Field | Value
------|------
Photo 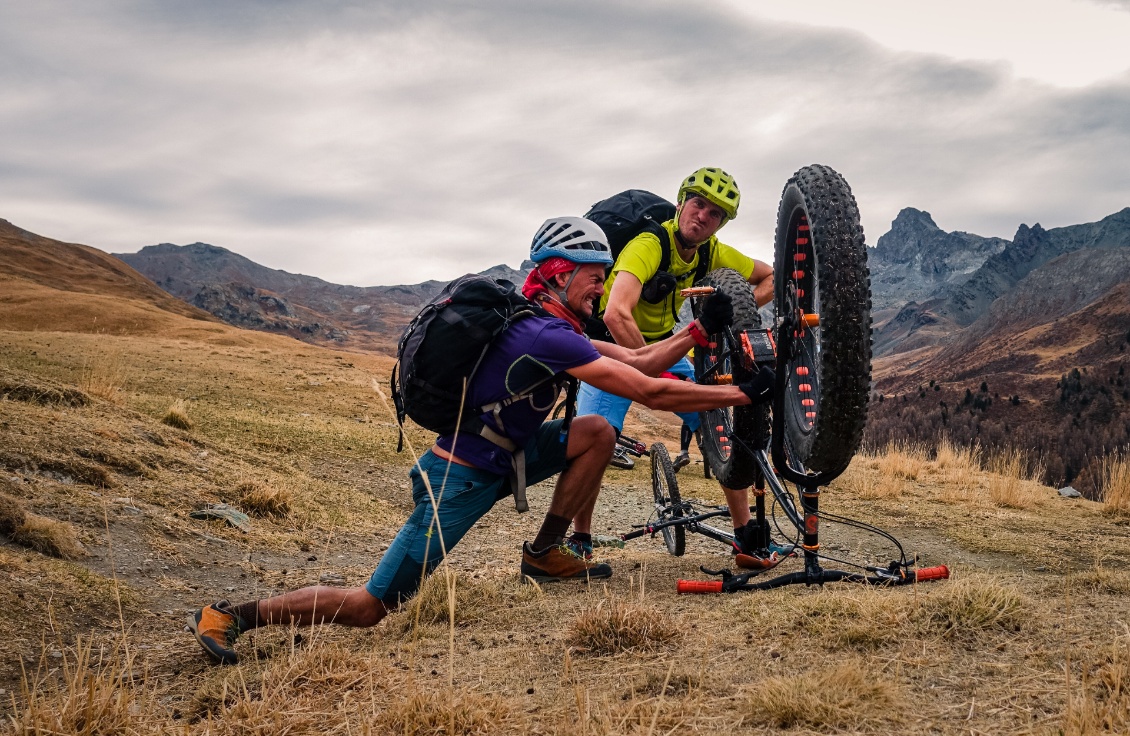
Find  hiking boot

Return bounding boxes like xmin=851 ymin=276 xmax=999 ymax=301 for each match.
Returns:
xmin=521 ymin=542 xmax=613 ymax=583
xmin=672 ymin=451 xmax=691 ymax=472
xmin=609 ymin=446 xmax=635 ymax=470
xmin=187 ymin=600 xmax=246 ymax=665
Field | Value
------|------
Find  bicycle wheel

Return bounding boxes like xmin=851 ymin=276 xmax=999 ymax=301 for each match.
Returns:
xmin=650 ymin=443 xmax=685 ymax=556
xmin=773 ymin=164 xmax=872 ymax=478
xmin=692 ymin=268 xmax=770 ymax=490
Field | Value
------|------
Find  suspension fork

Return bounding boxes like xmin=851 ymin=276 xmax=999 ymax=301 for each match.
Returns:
xmin=799 ymin=483 xmax=823 ymax=580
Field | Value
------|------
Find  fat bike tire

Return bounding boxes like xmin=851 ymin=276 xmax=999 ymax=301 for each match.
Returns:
xmin=773 ymin=164 xmax=872 ymax=478
xmin=650 ymin=443 xmax=685 ymax=556
xmin=692 ymin=268 xmax=770 ymax=490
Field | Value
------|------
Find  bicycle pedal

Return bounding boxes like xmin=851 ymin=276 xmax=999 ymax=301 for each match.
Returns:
xmin=735 ymin=552 xmax=779 ymax=570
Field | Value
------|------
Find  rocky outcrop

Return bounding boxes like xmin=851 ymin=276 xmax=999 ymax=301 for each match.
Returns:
xmin=871 ymin=207 xmax=1130 ymax=356
xmin=869 ymin=208 xmax=1008 ymax=311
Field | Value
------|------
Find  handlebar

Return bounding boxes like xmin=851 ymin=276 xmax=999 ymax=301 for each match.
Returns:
xmin=676 ymin=564 xmax=950 ymax=594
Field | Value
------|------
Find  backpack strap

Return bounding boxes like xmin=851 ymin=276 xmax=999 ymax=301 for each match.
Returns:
xmin=694 ymin=240 xmax=712 ymax=284
xmin=654 ymin=224 xmax=672 ymax=274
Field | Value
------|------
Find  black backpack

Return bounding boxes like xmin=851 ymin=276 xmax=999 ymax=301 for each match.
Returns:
xmin=390 ymin=274 xmax=577 ymax=511
xmin=582 ymin=190 xmax=712 ymax=339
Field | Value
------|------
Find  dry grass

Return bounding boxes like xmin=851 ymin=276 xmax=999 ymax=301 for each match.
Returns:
xmin=918 ymin=574 xmax=1028 ymax=636
xmin=77 ymin=353 xmax=127 ymax=403
xmin=4 ymin=313 xmax=1130 ymax=735
xmin=934 ymin=436 xmax=982 ymax=476
xmin=1074 ymin=559 xmax=1130 ymax=595
xmin=986 ymin=447 xmax=1046 ymax=509
xmin=876 ymin=440 xmax=930 ymax=482
xmin=837 ymin=459 xmax=881 ymax=499
xmin=742 ymin=660 xmax=904 ymax=731
xmin=386 ymin=567 xmax=525 ymax=634
xmin=10 ymin=637 xmax=157 ymax=736
xmin=11 ymin=514 xmax=87 ymax=559
xmin=236 ymin=480 xmax=292 ymax=518
xmin=1063 ymin=627 xmax=1130 ymax=734
xmin=0 ymin=492 xmax=28 ymax=535
xmin=566 ymin=596 xmax=682 ymax=655
xmin=160 ymin=399 xmax=193 ymax=430
xmin=379 ymin=686 xmax=517 ymax=735
xmin=1102 ymin=450 xmax=1130 ymax=516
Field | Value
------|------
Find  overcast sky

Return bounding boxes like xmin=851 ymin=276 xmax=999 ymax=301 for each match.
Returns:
xmin=2 ymin=0 xmax=1129 ymax=286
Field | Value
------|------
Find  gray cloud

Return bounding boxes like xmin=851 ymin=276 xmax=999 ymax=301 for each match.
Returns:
xmin=1 ymin=1 xmax=1128 ymax=285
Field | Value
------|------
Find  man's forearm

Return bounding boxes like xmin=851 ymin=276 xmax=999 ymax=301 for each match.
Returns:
xmin=604 ymin=308 xmax=647 ymax=349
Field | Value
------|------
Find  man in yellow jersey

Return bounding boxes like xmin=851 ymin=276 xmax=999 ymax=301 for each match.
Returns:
xmin=576 ymin=167 xmax=774 ymax=558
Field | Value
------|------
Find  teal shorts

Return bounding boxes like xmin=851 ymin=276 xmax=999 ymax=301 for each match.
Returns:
xmin=364 ymin=420 xmax=569 ymax=608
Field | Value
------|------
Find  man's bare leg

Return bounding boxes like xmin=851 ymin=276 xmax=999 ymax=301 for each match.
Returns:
xmin=535 ymin=415 xmax=614 ymax=543
xmin=255 ymin=585 xmax=387 ymax=629
xmin=722 ymin=485 xmax=751 ymax=528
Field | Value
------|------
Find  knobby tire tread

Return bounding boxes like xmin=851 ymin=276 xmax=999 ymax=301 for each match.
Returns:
xmin=773 ymin=164 xmax=872 ymax=478
xmin=692 ymin=268 xmax=769 ymax=489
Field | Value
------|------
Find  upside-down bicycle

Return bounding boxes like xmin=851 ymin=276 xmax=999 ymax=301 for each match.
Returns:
xmin=620 ymin=164 xmax=949 ymax=593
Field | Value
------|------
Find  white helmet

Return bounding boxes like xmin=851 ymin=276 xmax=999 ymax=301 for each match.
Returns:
xmin=530 ymin=217 xmax=613 ymax=265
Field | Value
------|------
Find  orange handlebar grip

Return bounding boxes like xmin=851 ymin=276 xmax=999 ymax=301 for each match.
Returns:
xmin=680 ymin=286 xmax=716 ymax=297
xmin=802 ymin=313 xmax=820 ymax=327
xmin=676 ymin=580 xmax=724 ymax=594
xmin=914 ymin=565 xmax=950 ymax=582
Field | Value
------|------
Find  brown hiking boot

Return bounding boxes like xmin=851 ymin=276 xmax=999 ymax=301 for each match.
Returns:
xmin=521 ymin=541 xmax=612 ymax=583
xmin=186 ymin=600 xmax=245 ymax=664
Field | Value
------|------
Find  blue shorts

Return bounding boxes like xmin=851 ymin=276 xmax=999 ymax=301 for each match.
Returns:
xmin=577 ymin=356 xmax=700 ymax=432
xmin=365 ymin=419 xmax=570 ymax=608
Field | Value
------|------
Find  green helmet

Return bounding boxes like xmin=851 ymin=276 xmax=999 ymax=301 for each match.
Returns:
xmin=678 ymin=167 xmax=740 ymax=220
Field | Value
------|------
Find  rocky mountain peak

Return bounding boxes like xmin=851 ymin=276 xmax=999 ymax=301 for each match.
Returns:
xmin=868 ymin=208 xmax=1008 ymax=311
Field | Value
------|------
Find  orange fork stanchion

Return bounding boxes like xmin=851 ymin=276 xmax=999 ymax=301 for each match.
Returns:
xmin=800 ymin=484 xmax=822 ymax=581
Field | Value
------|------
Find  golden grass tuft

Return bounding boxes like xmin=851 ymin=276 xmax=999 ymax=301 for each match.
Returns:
xmin=566 ymin=597 xmax=682 ymax=655
xmin=78 ymin=353 xmax=128 ymax=403
xmin=934 ymin=436 xmax=982 ymax=471
xmin=11 ymin=513 xmax=88 ymax=559
xmin=379 ymin=686 xmax=517 ymax=735
xmin=160 ymin=398 xmax=193 ymax=430
xmin=986 ymin=447 xmax=1046 ymax=509
xmin=385 ymin=568 xmax=539 ymax=635
xmin=919 ymin=575 xmax=1028 ymax=636
xmin=188 ymin=640 xmax=372 ymax=725
xmin=837 ymin=460 xmax=883 ymax=499
xmin=790 ymin=590 xmax=906 ymax=650
xmin=742 ymin=660 xmax=904 ymax=730
xmin=876 ymin=440 xmax=930 ymax=482
xmin=1102 ymin=451 xmax=1130 ymax=517
xmin=0 ymin=491 xmax=28 ymax=535
xmin=11 ymin=637 xmax=157 ymax=736
xmin=858 ymin=440 xmax=931 ymax=497
xmin=1074 ymin=560 xmax=1130 ymax=595
xmin=236 ymin=480 xmax=292 ymax=518
xmin=1063 ymin=628 xmax=1130 ymax=734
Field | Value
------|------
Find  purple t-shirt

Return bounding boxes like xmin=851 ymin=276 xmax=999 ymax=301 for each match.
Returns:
xmin=435 ymin=315 xmax=600 ymax=475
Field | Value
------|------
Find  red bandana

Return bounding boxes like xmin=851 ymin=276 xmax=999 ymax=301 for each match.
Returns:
xmin=522 ymin=258 xmax=585 ymax=334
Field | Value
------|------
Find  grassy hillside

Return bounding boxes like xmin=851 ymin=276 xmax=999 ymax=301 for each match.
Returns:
xmin=2 ymin=227 xmax=1130 ymax=733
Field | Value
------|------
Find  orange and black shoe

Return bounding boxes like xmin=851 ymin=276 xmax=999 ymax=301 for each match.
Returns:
xmin=187 ymin=600 xmax=246 ymax=665
xmin=521 ymin=541 xmax=612 ymax=583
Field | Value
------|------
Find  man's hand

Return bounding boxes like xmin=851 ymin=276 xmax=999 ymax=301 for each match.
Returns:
xmin=738 ymin=365 xmax=775 ymax=405
xmin=697 ymin=290 xmax=733 ymax=335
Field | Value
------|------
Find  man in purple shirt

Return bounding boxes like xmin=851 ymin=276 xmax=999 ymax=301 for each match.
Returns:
xmin=188 ymin=216 xmax=774 ymax=665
